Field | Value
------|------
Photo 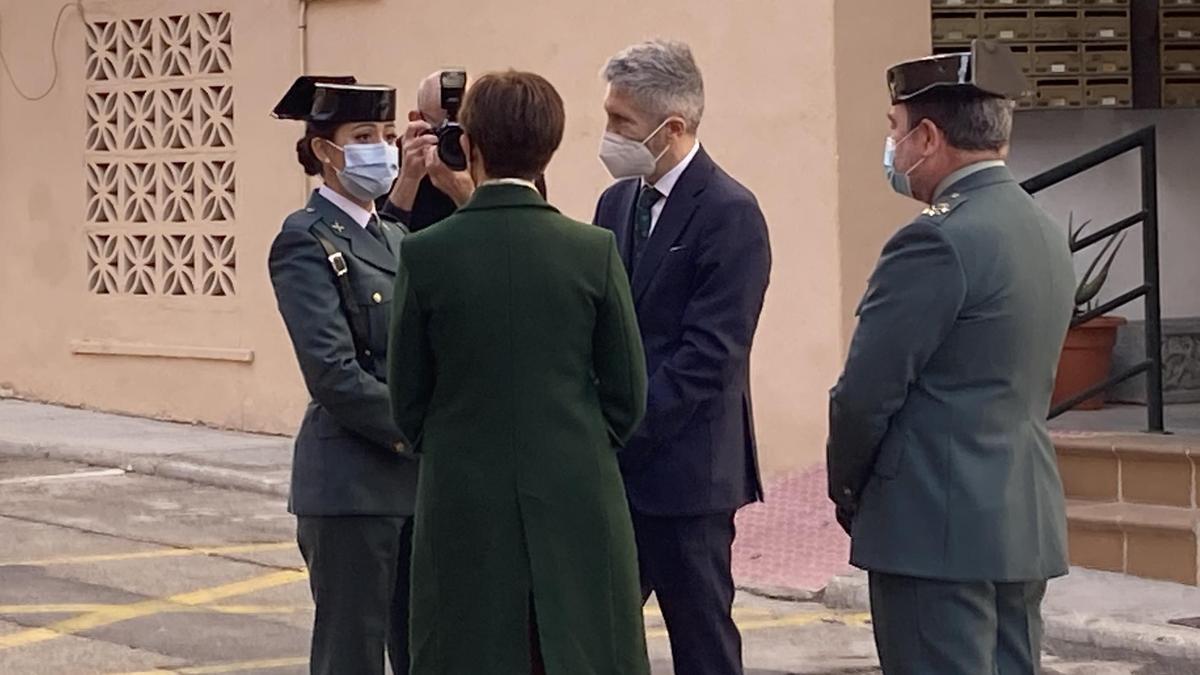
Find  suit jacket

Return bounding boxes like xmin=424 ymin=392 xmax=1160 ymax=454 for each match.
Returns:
xmin=268 ymin=190 xmax=419 ymax=517
xmin=594 ymin=147 xmax=772 ymax=516
xmin=387 ymin=184 xmax=651 ymax=674
xmin=827 ymin=166 xmax=1074 ymax=582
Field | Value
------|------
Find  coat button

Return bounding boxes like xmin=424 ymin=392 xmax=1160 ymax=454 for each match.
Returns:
xmin=372 ymin=292 xmax=382 ymax=303
xmin=364 ymin=349 xmax=372 ymax=357
xmin=843 ymin=488 xmax=853 ymax=496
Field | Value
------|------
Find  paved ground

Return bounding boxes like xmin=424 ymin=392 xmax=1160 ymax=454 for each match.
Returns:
xmin=3 ymin=456 xmax=1199 ymax=674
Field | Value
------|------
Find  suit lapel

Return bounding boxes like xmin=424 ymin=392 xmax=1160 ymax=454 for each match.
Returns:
xmin=631 ymin=148 xmax=713 ymax=302
xmin=308 ymin=192 xmax=398 ymax=274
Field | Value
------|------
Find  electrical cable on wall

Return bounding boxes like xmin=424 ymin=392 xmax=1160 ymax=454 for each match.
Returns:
xmin=0 ymin=1 xmax=86 ymax=102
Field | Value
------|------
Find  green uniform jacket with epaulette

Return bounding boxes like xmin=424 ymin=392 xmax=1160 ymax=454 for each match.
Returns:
xmin=827 ymin=165 xmax=1075 ymax=582
xmin=268 ymin=190 xmax=418 ymax=517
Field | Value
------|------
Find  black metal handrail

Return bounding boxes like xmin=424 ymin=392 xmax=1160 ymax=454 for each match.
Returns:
xmin=1020 ymin=126 xmax=1164 ymax=432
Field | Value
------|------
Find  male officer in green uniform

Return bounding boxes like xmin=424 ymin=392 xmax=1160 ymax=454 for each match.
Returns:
xmin=827 ymin=41 xmax=1075 ymax=675
xmin=269 ymin=76 xmax=417 ymax=675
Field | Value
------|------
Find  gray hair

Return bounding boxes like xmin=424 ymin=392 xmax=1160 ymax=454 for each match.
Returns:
xmin=603 ymin=40 xmax=705 ymax=132
xmin=906 ymin=92 xmax=1014 ymax=152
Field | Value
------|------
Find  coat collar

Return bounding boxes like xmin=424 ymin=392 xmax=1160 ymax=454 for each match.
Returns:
xmin=630 ymin=145 xmax=715 ymax=301
xmin=937 ymin=163 xmax=1015 ymax=199
xmin=457 ymin=183 xmax=560 ymax=214
xmin=307 ymin=190 xmax=398 ymax=274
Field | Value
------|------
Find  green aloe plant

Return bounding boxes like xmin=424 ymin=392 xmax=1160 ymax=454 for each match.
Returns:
xmin=1068 ymin=212 xmax=1127 ymax=317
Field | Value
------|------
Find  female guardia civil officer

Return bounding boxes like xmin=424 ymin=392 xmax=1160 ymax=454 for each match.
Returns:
xmin=269 ymin=75 xmax=416 ymax=675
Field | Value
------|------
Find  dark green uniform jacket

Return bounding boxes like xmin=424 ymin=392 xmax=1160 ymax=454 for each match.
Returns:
xmin=828 ymin=166 xmax=1075 ymax=582
xmin=269 ymin=190 xmax=418 ymax=516
xmin=389 ymin=184 xmax=651 ymax=675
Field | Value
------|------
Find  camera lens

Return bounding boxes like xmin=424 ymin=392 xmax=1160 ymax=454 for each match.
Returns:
xmin=437 ymin=124 xmax=467 ymax=171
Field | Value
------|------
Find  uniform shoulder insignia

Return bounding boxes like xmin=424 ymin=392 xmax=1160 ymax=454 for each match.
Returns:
xmin=282 ymin=207 xmax=322 ymax=232
xmin=919 ymin=192 xmax=969 ymax=221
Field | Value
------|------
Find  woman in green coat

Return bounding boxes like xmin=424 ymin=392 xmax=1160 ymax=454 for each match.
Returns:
xmin=388 ymin=71 xmax=650 ymax=675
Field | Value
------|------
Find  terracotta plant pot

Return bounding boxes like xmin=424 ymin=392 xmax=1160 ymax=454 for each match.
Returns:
xmin=1052 ymin=315 xmax=1127 ymax=411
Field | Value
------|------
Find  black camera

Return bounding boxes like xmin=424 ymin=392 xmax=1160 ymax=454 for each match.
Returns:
xmin=428 ymin=69 xmax=467 ymax=171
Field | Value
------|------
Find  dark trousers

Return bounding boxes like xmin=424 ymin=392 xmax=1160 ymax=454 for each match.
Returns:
xmin=632 ymin=510 xmax=743 ymax=675
xmin=297 ymin=516 xmax=413 ymax=675
xmin=869 ymin=572 xmax=1047 ymax=675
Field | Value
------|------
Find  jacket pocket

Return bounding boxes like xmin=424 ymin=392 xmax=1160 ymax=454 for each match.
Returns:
xmin=353 ymin=283 xmax=393 ymax=353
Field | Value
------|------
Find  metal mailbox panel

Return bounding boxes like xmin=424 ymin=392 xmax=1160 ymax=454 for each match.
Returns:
xmin=1033 ymin=10 xmax=1083 ymax=41
xmin=1084 ymin=77 xmax=1133 ymax=106
xmin=933 ymin=11 xmax=983 ymax=42
xmin=1035 ymin=77 xmax=1085 ymax=107
xmin=1034 ymin=44 xmax=1083 ymax=74
xmin=1083 ymin=44 xmax=1131 ymax=73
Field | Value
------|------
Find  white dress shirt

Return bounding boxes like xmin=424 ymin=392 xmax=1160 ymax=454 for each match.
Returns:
xmin=318 ymin=185 xmax=376 ymax=229
xmin=643 ymin=140 xmax=701 ymax=236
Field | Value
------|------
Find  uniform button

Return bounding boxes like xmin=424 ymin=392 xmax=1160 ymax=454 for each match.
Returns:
xmin=305 ymin=207 xmax=315 ymax=213
xmin=372 ymin=292 xmax=383 ymax=303
xmin=364 ymin=349 xmax=372 ymax=357
xmin=843 ymin=488 xmax=853 ymax=496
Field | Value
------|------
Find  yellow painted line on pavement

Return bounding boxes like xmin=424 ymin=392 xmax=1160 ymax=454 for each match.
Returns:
xmin=0 ymin=569 xmax=308 ymax=650
xmin=206 ymin=603 xmax=310 ymax=615
xmin=643 ymin=605 xmax=773 ymax=620
xmin=646 ymin=610 xmax=872 ymax=639
xmin=0 ymin=603 xmax=310 ymax=616
xmin=0 ymin=542 xmax=295 ymax=568
xmin=111 ymin=656 xmax=310 ymax=675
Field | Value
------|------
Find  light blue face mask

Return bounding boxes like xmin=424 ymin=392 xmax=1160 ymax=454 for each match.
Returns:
xmin=883 ymin=128 xmax=926 ymax=200
xmin=330 ymin=142 xmax=399 ymax=202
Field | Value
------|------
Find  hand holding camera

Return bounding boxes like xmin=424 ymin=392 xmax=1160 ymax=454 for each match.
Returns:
xmin=424 ymin=145 xmax=474 ymax=207
xmin=399 ymin=114 xmax=437 ymax=182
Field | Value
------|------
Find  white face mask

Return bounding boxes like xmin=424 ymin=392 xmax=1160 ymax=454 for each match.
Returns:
xmin=883 ymin=127 xmax=927 ymax=200
xmin=328 ymin=141 xmax=400 ymax=202
xmin=598 ymin=118 xmax=673 ymax=179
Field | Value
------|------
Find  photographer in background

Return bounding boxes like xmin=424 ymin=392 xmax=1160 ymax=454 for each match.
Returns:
xmin=382 ymin=70 xmax=547 ymax=232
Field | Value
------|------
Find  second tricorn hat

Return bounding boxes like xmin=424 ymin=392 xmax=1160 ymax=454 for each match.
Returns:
xmin=887 ymin=40 xmax=1030 ymax=104
xmin=272 ymin=75 xmax=397 ymax=123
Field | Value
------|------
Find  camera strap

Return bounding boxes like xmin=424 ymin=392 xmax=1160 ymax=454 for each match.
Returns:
xmin=314 ymin=233 xmax=372 ymax=368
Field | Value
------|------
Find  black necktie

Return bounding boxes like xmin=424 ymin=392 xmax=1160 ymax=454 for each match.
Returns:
xmin=365 ymin=215 xmax=390 ymax=251
xmin=631 ymin=186 xmax=662 ymax=268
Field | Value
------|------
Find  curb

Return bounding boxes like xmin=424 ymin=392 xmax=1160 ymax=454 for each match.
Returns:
xmin=1044 ymin=612 xmax=1200 ymax=662
xmin=737 ymin=584 xmax=820 ymax=603
xmin=0 ymin=440 xmax=288 ymax=498
xmin=819 ymin=572 xmax=1200 ymax=662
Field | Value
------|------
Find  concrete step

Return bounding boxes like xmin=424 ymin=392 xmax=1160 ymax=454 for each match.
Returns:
xmin=1067 ymin=500 xmax=1199 ymax=586
xmin=1054 ymin=432 xmax=1200 ymax=585
xmin=1054 ymin=432 xmax=1198 ymax=508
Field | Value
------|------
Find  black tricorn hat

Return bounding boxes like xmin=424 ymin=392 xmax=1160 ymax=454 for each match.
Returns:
xmin=887 ymin=40 xmax=1030 ymax=104
xmin=272 ymin=75 xmax=397 ymax=123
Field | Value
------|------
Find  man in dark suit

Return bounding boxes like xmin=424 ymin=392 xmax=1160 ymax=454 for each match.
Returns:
xmin=593 ymin=40 xmax=772 ymax=675
xmin=827 ymin=41 xmax=1074 ymax=674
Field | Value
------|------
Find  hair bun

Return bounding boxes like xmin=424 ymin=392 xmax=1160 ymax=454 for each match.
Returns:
xmin=295 ymin=136 xmax=323 ymax=176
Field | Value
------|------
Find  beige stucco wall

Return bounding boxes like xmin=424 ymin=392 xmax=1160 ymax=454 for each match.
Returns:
xmin=0 ymin=0 xmax=927 ymax=475
xmin=834 ymin=2 xmax=934 ymax=347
